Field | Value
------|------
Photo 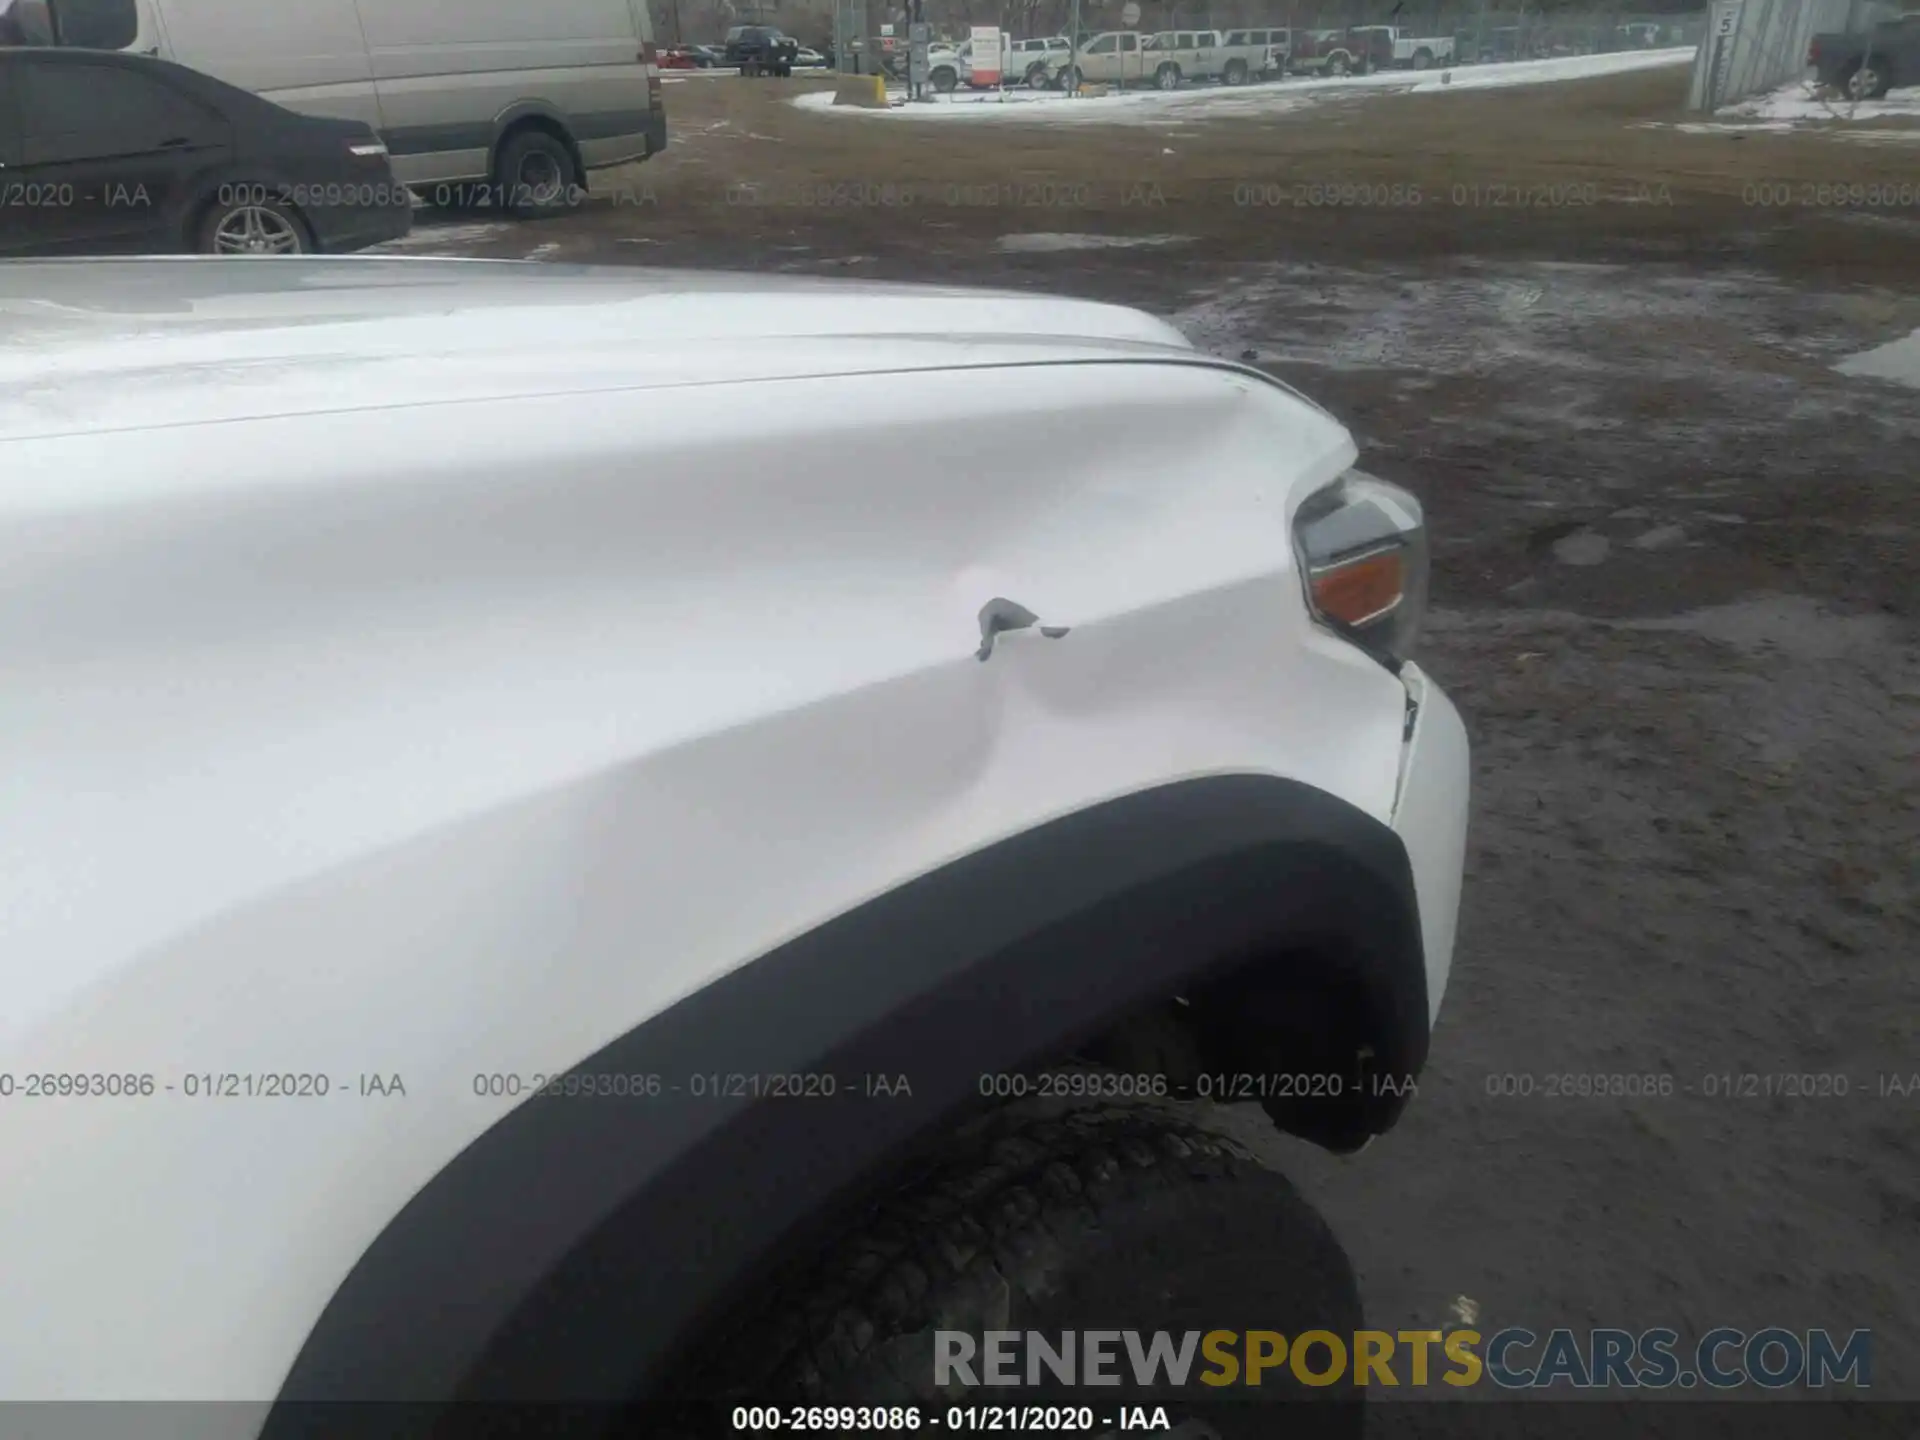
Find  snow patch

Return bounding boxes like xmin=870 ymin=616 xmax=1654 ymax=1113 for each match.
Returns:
xmin=365 ymin=223 xmax=512 ymax=253
xmin=995 ymin=233 xmax=1189 ymax=252
xmin=790 ymin=48 xmax=1692 ymax=124
xmin=1724 ymin=80 xmax=1920 ymax=125
xmin=1835 ymin=327 xmax=1920 ymax=390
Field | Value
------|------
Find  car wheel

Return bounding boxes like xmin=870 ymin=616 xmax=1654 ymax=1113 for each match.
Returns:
xmin=1060 ymin=64 xmax=1083 ymax=91
xmin=1327 ymin=53 xmax=1350 ymax=75
xmin=1844 ymin=61 xmax=1890 ymax=100
xmin=931 ymin=65 xmax=957 ymax=92
xmin=654 ymin=1104 xmax=1366 ymax=1437
xmin=197 ymin=196 xmax=309 ymax=256
xmin=1223 ymin=58 xmax=1248 ymax=84
xmin=1412 ymin=47 xmax=1434 ymax=68
xmin=1026 ymin=60 xmax=1052 ymax=87
xmin=1155 ymin=61 xmax=1181 ymax=89
xmin=494 ymin=130 xmax=582 ymax=220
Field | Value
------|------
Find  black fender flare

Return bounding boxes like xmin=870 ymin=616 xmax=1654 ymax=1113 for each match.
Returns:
xmin=266 ymin=774 xmax=1427 ymax=1421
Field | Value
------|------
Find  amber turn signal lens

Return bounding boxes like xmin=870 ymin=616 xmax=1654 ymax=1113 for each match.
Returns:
xmin=1310 ymin=548 xmax=1405 ymax=628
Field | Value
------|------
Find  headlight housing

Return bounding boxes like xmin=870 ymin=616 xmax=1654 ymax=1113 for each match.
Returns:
xmin=1291 ymin=469 xmax=1429 ymax=669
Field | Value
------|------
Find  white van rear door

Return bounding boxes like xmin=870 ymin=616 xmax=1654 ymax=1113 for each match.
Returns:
xmin=149 ymin=0 xmax=381 ymax=127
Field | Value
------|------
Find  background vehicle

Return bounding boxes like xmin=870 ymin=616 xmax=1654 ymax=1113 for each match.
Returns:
xmin=725 ymin=24 xmax=799 ymax=75
xmin=792 ymin=44 xmax=827 ymax=67
xmin=1346 ymin=24 xmax=1455 ymax=70
xmin=0 ymin=257 xmax=1467 ymax=1430
xmin=1059 ymin=30 xmax=1147 ymax=88
xmin=1141 ymin=29 xmax=1227 ymax=88
xmin=1809 ymin=14 xmax=1918 ymax=99
xmin=1289 ymin=26 xmax=1362 ymax=73
xmin=658 ymin=45 xmax=698 ymax=68
xmin=11 ymin=0 xmax=664 ymax=218
xmin=0 ymin=48 xmax=410 ymax=256
xmin=684 ymin=42 xmax=722 ymax=66
xmin=926 ymin=38 xmax=965 ymax=90
xmin=1006 ymin=34 xmax=1071 ymax=86
xmin=1218 ymin=26 xmax=1291 ymax=83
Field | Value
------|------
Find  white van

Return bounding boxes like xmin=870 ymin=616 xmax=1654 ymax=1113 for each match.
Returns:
xmin=7 ymin=0 xmax=664 ymax=215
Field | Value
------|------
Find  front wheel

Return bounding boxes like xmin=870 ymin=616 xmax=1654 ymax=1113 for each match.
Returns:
xmin=1155 ymin=61 xmax=1182 ymax=89
xmin=1223 ymin=58 xmax=1249 ymax=85
xmin=197 ymin=196 xmax=309 ymax=255
xmin=1060 ymin=64 xmax=1084 ymax=91
xmin=1026 ymin=60 xmax=1052 ymax=87
xmin=931 ymin=65 xmax=958 ymax=93
xmin=1412 ymin=47 xmax=1434 ymax=69
xmin=655 ymin=1104 xmax=1365 ymax=1437
xmin=1326 ymin=53 xmax=1350 ymax=75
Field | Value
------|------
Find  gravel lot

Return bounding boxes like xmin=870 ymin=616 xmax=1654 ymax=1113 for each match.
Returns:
xmin=389 ymin=61 xmax=1920 ymax=1413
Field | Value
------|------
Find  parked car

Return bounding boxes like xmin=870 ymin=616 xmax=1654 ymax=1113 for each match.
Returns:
xmin=685 ymin=43 xmax=723 ymax=66
xmin=1289 ymin=26 xmax=1361 ymax=73
xmin=953 ymin=34 xmax=1071 ymax=87
xmin=2 ymin=0 xmax=663 ymax=218
xmin=724 ymin=23 xmax=798 ymax=76
xmin=1809 ymin=14 xmax=1918 ymax=99
xmin=1005 ymin=34 xmax=1072 ymax=86
xmin=0 ymin=47 xmax=411 ymax=256
xmin=1218 ymin=26 xmax=1291 ymax=83
xmin=1058 ymin=30 xmax=1148 ymax=88
xmin=658 ymin=45 xmax=699 ymax=68
xmin=0 ymin=253 xmax=1469 ymax=1434
xmin=1346 ymin=24 xmax=1455 ymax=69
xmin=792 ymin=45 xmax=827 ymax=67
xmin=1140 ymin=29 xmax=1230 ymax=87
xmin=924 ymin=39 xmax=966 ymax=91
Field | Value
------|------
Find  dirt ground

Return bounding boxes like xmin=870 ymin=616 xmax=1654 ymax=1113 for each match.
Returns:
xmin=394 ymin=64 xmax=1920 ymax=1409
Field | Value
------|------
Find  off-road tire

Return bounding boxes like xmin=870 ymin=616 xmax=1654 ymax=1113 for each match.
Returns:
xmin=655 ymin=1104 xmax=1365 ymax=1437
xmin=1155 ymin=61 xmax=1182 ymax=89
xmin=1223 ymin=58 xmax=1249 ymax=85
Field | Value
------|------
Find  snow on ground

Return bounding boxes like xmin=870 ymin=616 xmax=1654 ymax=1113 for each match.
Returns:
xmin=1641 ymin=81 xmax=1920 ymax=138
xmin=366 ymin=222 xmax=512 ymax=252
xmin=995 ymin=233 xmax=1190 ymax=252
xmin=1725 ymin=79 xmax=1920 ymax=124
xmin=791 ymin=47 xmax=1694 ymax=122
xmin=1835 ymin=328 xmax=1920 ymax=390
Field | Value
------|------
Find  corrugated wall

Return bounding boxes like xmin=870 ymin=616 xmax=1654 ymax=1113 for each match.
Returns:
xmin=1686 ymin=0 xmax=1870 ymax=108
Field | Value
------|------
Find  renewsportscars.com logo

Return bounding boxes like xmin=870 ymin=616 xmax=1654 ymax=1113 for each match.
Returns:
xmin=935 ymin=1327 xmax=1873 ymax=1390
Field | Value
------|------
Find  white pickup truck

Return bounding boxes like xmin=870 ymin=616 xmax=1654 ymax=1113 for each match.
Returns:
xmin=1346 ymin=24 xmax=1456 ymax=69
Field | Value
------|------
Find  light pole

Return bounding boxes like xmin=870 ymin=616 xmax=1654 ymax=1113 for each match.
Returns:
xmin=1067 ymin=0 xmax=1081 ymax=92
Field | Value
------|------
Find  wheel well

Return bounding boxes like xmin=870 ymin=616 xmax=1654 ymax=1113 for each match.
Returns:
xmin=492 ymin=114 xmax=585 ymax=189
xmin=264 ymin=777 xmax=1429 ymax=1418
xmin=1073 ymin=942 xmax=1388 ymax=1152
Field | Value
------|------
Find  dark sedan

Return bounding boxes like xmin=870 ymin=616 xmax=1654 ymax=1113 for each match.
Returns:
xmin=0 ymin=47 xmax=412 ymax=257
